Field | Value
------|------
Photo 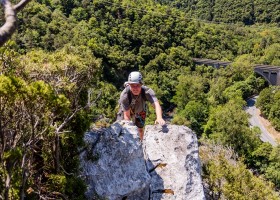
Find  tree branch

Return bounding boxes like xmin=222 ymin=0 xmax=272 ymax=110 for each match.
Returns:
xmin=0 ymin=0 xmax=32 ymax=46
xmin=0 ymin=0 xmax=16 ymax=46
xmin=13 ymin=0 xmax=32 ymax=13
xmin=55 ymin=107 xmax=83 ymax=134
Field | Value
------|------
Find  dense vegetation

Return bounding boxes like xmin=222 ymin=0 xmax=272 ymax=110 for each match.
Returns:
xmin=0 ymin=0 xmax=279 ymax=199
xmin=256 ymin=86 xmax=280 ymax=130
xmin=157 ymin=0 xmax=280 ymax=25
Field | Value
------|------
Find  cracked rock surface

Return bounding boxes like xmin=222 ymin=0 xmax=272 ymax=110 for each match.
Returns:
xmin=144 ymin=124 xmax=205 ymax=200
xmin=79 ymin=121 xmax=205 ymax=200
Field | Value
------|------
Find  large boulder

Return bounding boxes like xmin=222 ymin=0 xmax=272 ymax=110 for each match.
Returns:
xmin=144 ymin=124 xmax=205 ymax=200
xmin=79 ymin=122 xmax=205 ymax=200
xmin=79 ymin=121 xmax=150 ymax=200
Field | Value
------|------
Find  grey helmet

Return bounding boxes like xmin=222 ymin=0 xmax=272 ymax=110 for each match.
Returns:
xmin=127 ymin=71 xmax=143 ymax=84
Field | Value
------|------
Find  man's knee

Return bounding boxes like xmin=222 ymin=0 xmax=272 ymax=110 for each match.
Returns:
xmin=138 ymin=128 xmax=144 ymax=141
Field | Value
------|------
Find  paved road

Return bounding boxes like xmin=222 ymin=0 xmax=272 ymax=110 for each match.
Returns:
xmin=245 ymin=96 xmax=278 ymax=146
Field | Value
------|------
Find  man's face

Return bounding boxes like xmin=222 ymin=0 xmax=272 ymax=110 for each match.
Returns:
xmin=129 ymin=83 xmax=141 ymax=95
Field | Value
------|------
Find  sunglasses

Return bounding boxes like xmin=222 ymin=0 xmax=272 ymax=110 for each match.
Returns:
xmin=130 ymin=84 xmax=141 ymax=88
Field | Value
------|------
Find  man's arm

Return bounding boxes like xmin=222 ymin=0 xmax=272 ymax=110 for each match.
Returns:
xmin=123 ymin=109 xmax=131 ymax=121
xmin=153 ymin=101 xmax=165 ymax=125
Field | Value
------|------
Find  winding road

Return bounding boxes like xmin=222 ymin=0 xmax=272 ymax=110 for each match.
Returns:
xmin=245 ymin=96 xmax=278 ymax=146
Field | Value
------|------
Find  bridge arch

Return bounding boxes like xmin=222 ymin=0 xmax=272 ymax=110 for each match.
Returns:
xmin=254 ymin=65 xmax=280 ymax=86
xmin=254 ymin=70 xmax=272 ymax=85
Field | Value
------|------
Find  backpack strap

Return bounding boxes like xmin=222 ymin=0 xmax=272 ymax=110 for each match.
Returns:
xmin=141 ymin=86 xmax=147 ymax=101
xmin=128 ymin=89 xmax=132 ymax=105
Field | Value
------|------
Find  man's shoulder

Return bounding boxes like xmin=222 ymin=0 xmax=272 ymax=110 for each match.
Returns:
xmin=120 ymin=87 xmax=130 ymax=100
xmin=141 ymin=85 xmax=151 ymax=91
xmin=141 ymin=85 xmax=155 ymax=94
xmin=121 ymin=86 xmax=130 ymax=94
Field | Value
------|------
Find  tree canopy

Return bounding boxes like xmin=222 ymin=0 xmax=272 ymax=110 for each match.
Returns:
xmin=0 ymin=0 xmax=280 ymax=198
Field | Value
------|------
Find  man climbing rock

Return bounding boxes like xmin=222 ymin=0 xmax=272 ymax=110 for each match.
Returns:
xmin=117 ymin=71 xmax=165 ymax=140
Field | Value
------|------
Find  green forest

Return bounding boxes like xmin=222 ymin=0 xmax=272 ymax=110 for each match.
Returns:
xmin=0 ymin=0 xmax=280 ymax=199
xmin=158 ymin=0 xmax=280 ymax=25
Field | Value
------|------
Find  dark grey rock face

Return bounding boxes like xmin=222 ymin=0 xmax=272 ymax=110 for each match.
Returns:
xmin=79 ymin=121 xmax=150 ymax=200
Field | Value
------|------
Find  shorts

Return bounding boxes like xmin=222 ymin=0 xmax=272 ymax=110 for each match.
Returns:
xmin=135 ymin=111 xmax=146 ymax=128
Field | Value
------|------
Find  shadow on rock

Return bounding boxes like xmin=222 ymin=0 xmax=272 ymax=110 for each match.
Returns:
xmin=79 ymin=121 xmax=151 ymax=200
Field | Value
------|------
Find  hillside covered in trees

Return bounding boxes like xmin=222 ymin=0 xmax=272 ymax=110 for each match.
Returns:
xmin=157 ymin=0 xmax=280 ymax=25
xmin=0 ymin=0 xmax=280 ymax=199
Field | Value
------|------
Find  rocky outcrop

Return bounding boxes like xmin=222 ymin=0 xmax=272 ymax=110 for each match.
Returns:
xmin=79 ymin=121 xmax=150 ymax=200
xmin=144 ymin=125 xmax=205 ymax=200
xmin=79 ymin=121 xmax=205 ymax=200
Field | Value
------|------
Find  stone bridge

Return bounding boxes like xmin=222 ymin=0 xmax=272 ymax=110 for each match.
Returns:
xmin=254 ymin=65 xmax=280 ymax=86
xmin=192 ymin=58 xmax=231 ymax=69
xmin=193 ymin=58 xmax=280 ymax=86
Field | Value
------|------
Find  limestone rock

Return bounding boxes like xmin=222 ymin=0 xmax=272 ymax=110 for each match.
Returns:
xmin=79 ymin=121 xmax=151 ymax=200
xmin=79 ymin=122 xmax=205 ymax=200
xmin=144 ymin=124 xmax=205 ymax=200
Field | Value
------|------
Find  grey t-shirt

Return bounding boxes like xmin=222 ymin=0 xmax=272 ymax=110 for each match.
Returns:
xmin=119 ymin=86 xmax=158 ymax=114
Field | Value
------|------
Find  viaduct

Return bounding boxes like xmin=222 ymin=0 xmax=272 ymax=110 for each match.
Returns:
xmin=192 ymin=58 xmax=280 ymax=86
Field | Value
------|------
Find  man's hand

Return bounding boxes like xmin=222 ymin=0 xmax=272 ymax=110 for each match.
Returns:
xmin=123 ymin=109 xmax=131 ymax=120
xmin=155 ymin=118 xmax=165 ymax=126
